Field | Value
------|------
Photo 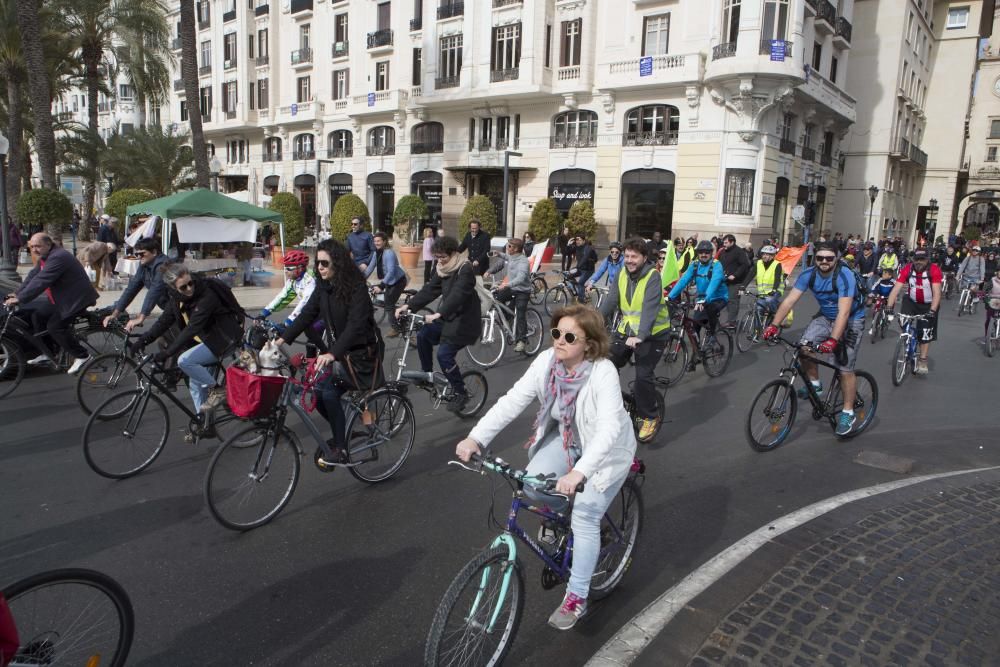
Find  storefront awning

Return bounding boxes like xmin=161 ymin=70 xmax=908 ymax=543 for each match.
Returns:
xmin=443 ymin=166 xmax=537 ymax=175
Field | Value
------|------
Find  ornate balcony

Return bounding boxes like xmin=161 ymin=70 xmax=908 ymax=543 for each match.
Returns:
xmin=551 ymin=135 xmax=597 ymax=149
xmin=173 ymin=79 xmax=185 ymax=91
xmin=223 ymin=9 xmax=236 ymax=22
xmin=327 ymin=146 xmax=353 ymax=158
xmin=367 ymin=29 xmax=393 ymax=49
xmin=292 ymin=150 xmax=315 ymax=160
xmin=262 ymin=151 xmax=282 ymax=162
xmin=801 ymin=147 xmax=816 ymax=162
xmin=366 ymin=144 xmax=395 ymax=156
xmin=410 ymin=18 xmax=422 ymax=31
xmin=779 ymin=138 xmax=796 ymax=155
xmin=255 ymin=3 xmax=269 ymax=16
xmin=255 ymin=55 xmax=269 ymax=66
xmin=437 ymin=2 xmax=463 ymax=20
xmin=291 ymin=48 xmax=312 ymax=65
xmin=490 ymin=68 xmax=519 ymax=82
xmin=332 ymin=42 xmax=349 ymax=58
xmin=835 ymin=17 xmax=852 ymax=46
xmin=493 ymin=0 xmax=522 ymax=6
xmin=819 ymin=152 xmax=833 ymax=167
xmin=411 ymin=141 xmax=444 ymax=154
xmin=557 ymin=66 xmax=580 ymax=80
xmin=290 ymin=0 xmax=312 ymax=14
xmin=814 ymin=0 xmax=837 ymax=34
xmin=435 ymin=75 xmax=460 ymax=89
xmin=910 ymin=144 xmax=928 ymax=168
xmin=622 ymin=131 xmax=678 ymax=147
xmin=713 ymin=42 xmax=737 ymax=60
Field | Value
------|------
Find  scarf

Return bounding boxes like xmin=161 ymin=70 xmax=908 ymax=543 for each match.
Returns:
xmin=525 ymin=357 xmax=593 ymax=468
xmin=436 ymin=250 xmax=468 ymax=278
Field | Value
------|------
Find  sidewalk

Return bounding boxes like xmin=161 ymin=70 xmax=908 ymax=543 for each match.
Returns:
xmin=591 ymin=467 xmax=1000 ymax=667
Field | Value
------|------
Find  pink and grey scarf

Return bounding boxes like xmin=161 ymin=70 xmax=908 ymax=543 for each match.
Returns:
xmin=525 ymin=357 xmax=593 ymax=467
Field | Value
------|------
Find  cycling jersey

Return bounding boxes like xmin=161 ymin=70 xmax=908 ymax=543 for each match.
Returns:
xmin=794 ymin=266 xmax=865 ymax=321
xmin=590 ymin=254 xmax=624 ymax=286
xmin=668 ymin=259 xmax=727 ymax=303
xmin=265 ymin=269 xmax=316 ymax=323
xmin=870 ymin=278 xmax=895 ymax=298
xmin=897 ymin=263 xmax=942 ymax=305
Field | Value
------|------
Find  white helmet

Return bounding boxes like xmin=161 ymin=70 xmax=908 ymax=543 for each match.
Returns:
xmin=760 ymin=245 xmax=778 ymax=255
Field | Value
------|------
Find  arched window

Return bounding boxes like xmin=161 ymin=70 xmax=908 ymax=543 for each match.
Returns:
xmin=411 ymin=122 xmax=444 ymax=154
xmin=551 ymin=110 xmax=598 ymax=148
xmin=623 ymin=105 xmax=679 ymax=146
xmin=293 ymin=133 xmax=315 ymax=160
xmin=367 ymin=126 xmax=395 ymax=156
xmin=327 ymin=130 xmax=353 ymax=158
xmin=264 ymin=137 xmax=282 ymax=162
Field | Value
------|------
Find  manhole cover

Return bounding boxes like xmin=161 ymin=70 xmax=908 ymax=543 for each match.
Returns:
xmin=854 ymin=450 xmax=915 ymax=474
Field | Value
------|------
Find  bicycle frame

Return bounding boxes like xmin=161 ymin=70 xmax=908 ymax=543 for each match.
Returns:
xmin=774 ymin=341 xmax=843 ymax=426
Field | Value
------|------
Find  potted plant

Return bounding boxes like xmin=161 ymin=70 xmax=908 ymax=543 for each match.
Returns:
xmin=528 ymin=197 xmax=561 ymax=263
xmin=268 ymin=192 xmax=305 ymax=265
xmin=331 ymin=193 xmax=370 ymax=242
xmin=566 ymin=200 xmax=599 ymax=242
xmin=391 ymin=195 xmax=429 ymax=269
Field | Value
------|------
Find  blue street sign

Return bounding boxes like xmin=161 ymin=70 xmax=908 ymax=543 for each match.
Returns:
xmin=291 ymin=103 xmax=298 ymax=116
xmin=639 ymin=56 xmax=653 ymax=77
xmin=368 ymin=92 xmax=376 ymax=107
xmin=770 ymin=40 xmax=785 ymax=62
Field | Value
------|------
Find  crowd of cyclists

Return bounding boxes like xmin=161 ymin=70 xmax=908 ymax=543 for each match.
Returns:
xmin=4 ymin=219 xmax=1000 ymax=637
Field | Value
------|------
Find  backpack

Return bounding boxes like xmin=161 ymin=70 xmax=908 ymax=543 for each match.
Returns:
xmin=807 ymin=261 xmax=865 ymax=316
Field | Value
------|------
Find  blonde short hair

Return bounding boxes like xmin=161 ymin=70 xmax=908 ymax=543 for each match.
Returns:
xmin=550 ymin=304 xmax=609 ymax=361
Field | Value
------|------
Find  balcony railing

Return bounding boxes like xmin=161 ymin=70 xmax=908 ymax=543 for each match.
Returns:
xmin=332 ymin=42 xmax=349 ymax=58
xmin=437 ymin=2 xmax=464 ymax=20
xmin=366 ymin=144 xmax=395 ymax=156
xmin=290 ymin=0 xmax=312 ymax=13
xmin=623 ymin=131 xmax=679 ymax=147
xmin=759 ymin=39 xmax=793 ymax=58
xmin=815 ymin=0 xmax=836 ymax=27
xmin=292 ymin=150 xmax=315 ymax=160
xmin=198 ymin=16 xmax=211 ymax=29
xmin=225 ymin=109 xmax=237 ymax=120
xmin=173 ymin=79 xmax=185 ymax=91
xmin=171 ymin=38 xmax=182 ymax=50
xmin=255 ymin=55 xmax=269 ymax=66
xmin=255 ymin=3 xmax=269 ymax=16
xmin=435 ymin=75 xmax=460 ymax=89
xmin=223 ymin=9 xmax=236 ymax=22
xmin=478 ymin=140 xmax=493 ymax=151
xmin=224 ymin=59 xmax=236 ymax=70
xmin=410 ymin=17 xmax=422 ymax=31
xmin=262 ymin=152 xmax=282 ymax=162
xmin=835 ymin=17 xmax=852 ymax=44
xmin=327 ymin=146 xmax=353 ymax=158
xmin=56 ymin=111 xmax=74 ymax=121
xmin=898 ymin=137 xmax=911 ymax=159
xmin=490 ymin=67 xmax=519 ymax=82
xmin=367 ymin=29 xmax=393 ymax=49
xmin=712 ymin=42 xmax=737 ymax=60
xmin=558 ymin=66 xmax=581 ymax=80
xmin=819 ymin=152 xmax=833 ymax=167
xmin=97 ymin=102 xmax=113 ymax=112
xmin=550 ymin=135 xmax=597 ymax=149
xmin=779 ymin=138 xmax=796 ymax=155
xmin=910 ymin=144 xmax=928 ymax=167
xmin=411 ymin=141 xmax=444 ymax=154
xmin=805 ymin=0 xmax=821 ymax=12
xmin=199 ymin=65 xmax=212 ymax=75
xmin=493 ymin=0 xmax=522 ymax=6
xmin=801 ymin=147 xmax=816 ymax=162
xmin=291 ymin=48 xmax=312 ymax=65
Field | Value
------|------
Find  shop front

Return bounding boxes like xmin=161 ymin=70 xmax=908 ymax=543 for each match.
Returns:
xmin=411 ymin=171 xmax=442 ymax=233
xmin=294 ymin=174 xmax=317 ymax=232
xmin=263 ymin=175 xmax=280 ymax=197
xmin=620 ymin=168 xmax=674 ymax=240
xmin=548 ymin=169 xmax=595 ymax=215
xmin=368 ymin=172 xmax=395 ymax=235
xmin=329 ymin=173 xmax=352 ymax=212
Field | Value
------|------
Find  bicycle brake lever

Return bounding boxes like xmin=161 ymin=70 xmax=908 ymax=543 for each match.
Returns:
xmin=447 ymin=460 xmax=482 ymax=474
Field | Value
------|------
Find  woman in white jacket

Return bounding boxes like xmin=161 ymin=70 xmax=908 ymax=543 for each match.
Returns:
xmin=456 ymin=303 xmax=637 ymax=630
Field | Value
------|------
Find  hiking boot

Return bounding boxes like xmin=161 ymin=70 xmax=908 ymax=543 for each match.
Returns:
xmin=548 ymin=592 xmax=588 ymax=631
xmin=200 ymin=387 xmax=227 ymax=413
xmin=835 ymin=411 xmax=857 ymax=436
xmin=514 ymin=341 xmax=526 ymax=353
xmin=637 ymin=417 xmax=660 ymax=442
xmin=797 ymin=383 xmax=822 ymax=399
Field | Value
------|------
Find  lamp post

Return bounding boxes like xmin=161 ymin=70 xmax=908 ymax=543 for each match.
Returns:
xmin=209 ymin=156 xmax=223 ymax=193
xmin=0 ymin=130 xmax=19 ymax=283
xmin=502 ymin=150 xmax=522 ymax=238
xmin=867 ymin=184 xmax=879 ymax=242
xmin=926 ymin=197 xmax=939 ymax=246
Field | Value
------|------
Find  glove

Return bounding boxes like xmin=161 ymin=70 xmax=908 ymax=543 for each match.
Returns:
xmin=152 ymin=350 xmax=170 ymax=364
xmin=817 ymin=337 xmax=839 ymax=354
xmin=762 ymin=325 xmax=780 ymax=341
xmin=259 ymin=308 xmax=271 ymax=319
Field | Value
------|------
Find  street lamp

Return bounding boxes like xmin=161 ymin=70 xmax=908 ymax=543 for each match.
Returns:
xmin=867 ymin=184 xmax=879 ymax=242
xmin=209 ymin=156 xmax=223 ymax=193
xmin=502 ymin=150 xmax=522 ymax=238
xmin=0 ymin=130 xmax=19 ymax=283
xmin=926 ymin=197 xmax=939 ymax=246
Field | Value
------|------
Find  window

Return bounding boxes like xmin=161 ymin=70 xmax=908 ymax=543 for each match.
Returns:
xmin=328 ymin=130 xmax=353 ymax=157
xmin=560 ymin=19 xmax=582 ymax=67
xmin=299 ymin=24 xmax=310 ymax=50
xmin=411 ymin=122 xmax=443 ymax=153
xmin=723 ymin=169 xmax=755 ymax=215
xmin=988 ymin=146 xmax=998 ymax=162
xmin=296 ymin=76 xmax=310 ymax=103
xmin=118 ymin=84 xmax=133 ymax=100
xmin=780 ymin=113 xmax=794 ymax=140
xmin=990 ymin=120 xmax=1000 ymax=139
xmin=479 ymin=118 xmax=493 ymax=150
xmin=224 ymin=33 xmax=237 ymax=65
xmin=722 ymin=0 xmax=741 ymax=44
xmin=200 ymin=40 xmax=212 ymax=68
xmin=642 ymin=14 xmax=670 ymax=56
xmin=264 ymin=137 xmax=281 ymax=161
xmin=830 ymin=55 xmax=838 ymax=83
xmin=812 ymin=42 xmax=822 ymax=71
xmin=551 ymin=110 xmax=598 ymax=148
xmin=368 ymin=126 xmax=395 ymax=155
xmin=497 ymin=116 xmax=511 ymax=149
xmin=412 ymin=48 xmax=422 ymax=86
xmin=802 ymin=123 xmax=815 ymax=148
xmin=492 ymin=23 xmax=521 ymax=74
xmin=946 ymin=6 xmax=969 ymax=29
xmin=180 ymin=100 xmax=188 ymax=121
xmin=249 ymin=81 xmax=255 ymax=110
xmin=623 ymin=105 xmax=680 ymax=145
xmin=335 ymin=13 xmax=348 ymax=44
xmin=469 ymin=118 xmax=476 ymax=150
xmin=257 ymin=78 xmax=268 ymax=108
xmin=375 ymin=61 xmax=390 ymax=91
xmin=377 ymin=1 xmax=391 ymax=30
xmin=544 ymin=24 xmax=552 ymax=68
xmin=906 ymin=11 xmax=914 ymax=42
xmin=293 ymin=134 xmax=314 ymax=159
xmin=439 ymin=35 xmax=462 ymax=81
xmin=761 ymin=0 xmax=788 ymax=41
xmin=199 ymin=86 xmax=212 ymax=118
xmin=332 ymin=69 xmax=349 ymax=100
xmin=822 ymin=131 xmax=834 ymax=158
xmin=197 ymin=1 xmax=209 ymax=23
xmin=222 ymin=81 xmax=237 ymax=112
xmin=248 ymin=34 xmax=254 ymax=59
xmin=258 ymin=29 xmax=268 ymax=59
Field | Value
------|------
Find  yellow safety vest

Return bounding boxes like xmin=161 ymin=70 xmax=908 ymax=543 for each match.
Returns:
xmin=617 ymin=268 xmax=671 ymax=336
xmin=755 ymin=260 xmax=784 ymax=295
xmin=879 ymin=253 xmax=898 ymax=270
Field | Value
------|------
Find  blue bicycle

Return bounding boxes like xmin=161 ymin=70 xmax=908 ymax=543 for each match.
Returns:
xmin=425 ymin=454 xmax=644 ymax=666
xmin=890 ymin=312 xmax=933 ymax=386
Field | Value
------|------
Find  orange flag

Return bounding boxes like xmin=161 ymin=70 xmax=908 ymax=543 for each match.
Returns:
xmin=776 ymin=245 xmax=807 ymax=275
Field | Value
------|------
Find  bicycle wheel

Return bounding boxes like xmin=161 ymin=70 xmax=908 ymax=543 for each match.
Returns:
xmin=82 ymin=390 xmax=169 ymax=479
xmin=891 ymin=336 xmax=910 ymax=386
xmin=75 ymin=353 xmax=139 ymax=415
xmin=529 ymin=276 xmax=548 ymax=305
xmin=869 ymin=312 xmax=880 ymax=344
xmin=204 ymin=425 xmax=301 ymax=531
xmin=3 ymin=568 xmax=134 ymax=667
xmin=745 ymin=379 xmax=798 ymax=452
xmin=957 ymin=291 xmax=967 ymax=317
xmin=830 ymin=370 xmax=879 ymax=438
xmin=736 ymin=311 xmax=758 ymax=353
xmin=879 ymin=312 xmax=889 ymax=340
xmin=661 ymin=334 xmax=688 ymax=387
xmin=457 ymin=370 xmax=489 ymax=418
xmin=79 ymin=325 xmax=127 ymax=356
xmin=425 ymin=546 xmax=524 ymax=667
xmin=0 ymin=337 xmax=25 ymax=400
xmin=347 ymin=390 xmax=416 ymax=484
xmin=989 ymin=320 xmax=1000 ymax=358
xmin=213 ymin=408 xmax=267 ymax=448
xmin=466 ymin=315 xmax=505 ymax=369
xmin=703 ymin=329 xmax=733 ymax=377
xmin=544 ymin=285 xmax=570 ymax=316
xmin=522 ymin=308 xmax=544 ymax=356
xmin=589 ymin=478 xmax=644 ymax=600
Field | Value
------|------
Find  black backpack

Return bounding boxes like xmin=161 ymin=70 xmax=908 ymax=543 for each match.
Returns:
xmin=807 ymin=261 xmax=865 ymax=316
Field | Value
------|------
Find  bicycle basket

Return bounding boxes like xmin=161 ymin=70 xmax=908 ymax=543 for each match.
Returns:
xmin=225 ymin=366 xmax=287 ymax=419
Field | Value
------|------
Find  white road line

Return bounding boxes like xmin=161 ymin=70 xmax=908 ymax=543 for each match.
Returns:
xmin=586 ymin=465 xmax=1000 ymax=667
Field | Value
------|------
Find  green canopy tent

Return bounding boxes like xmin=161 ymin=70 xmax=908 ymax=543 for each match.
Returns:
xmin=125 ymin=188 xmax=285 ymax=256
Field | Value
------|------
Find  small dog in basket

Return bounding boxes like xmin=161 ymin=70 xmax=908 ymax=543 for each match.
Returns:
xmin=236 ymin=341 xmax=287 ymax=377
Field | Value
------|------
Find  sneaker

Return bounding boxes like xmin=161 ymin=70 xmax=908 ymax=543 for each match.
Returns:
xmin=27 ymin=354 xmax=53 ymax=366
xmin=183 ymin=431 xmax=197 ymax=444
xmin=514 ymin=341 xmax=526 ymax=353
xmin=445 ymin=391 xmax=469 ymax=414
xmin=914 ymin=358 xmax=929 ymax=375
xmin=67 ymin=355 xmax=92 ymax=375
xmin=835 ymin=411 xmax=857 ymax=436
xmin=538 ymin=523 xmax=558 ymax=546
xmin=637 ymin=417 xmax=660 ymax=442
xmin=318 ymin=445 xmax=349 ymax=468
xmin=200 ymin=387 xmax=227 ymax=413
xmin=548 ymin=592 xmax=588 ymax=631
xmin=797 ymin=383 xmax=822 ymax=399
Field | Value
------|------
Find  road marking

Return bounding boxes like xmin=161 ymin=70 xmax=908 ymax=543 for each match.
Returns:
xmin=586 ymin=465 xmax=1000 ymax=667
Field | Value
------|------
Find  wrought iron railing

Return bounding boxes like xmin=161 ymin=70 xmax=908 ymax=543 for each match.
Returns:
xmin=490 ymin=68 xmax=519 ymax=82
xmin=292 ymin=150 xmax=316 ymax=160
xmin=550 ymin=135 xmax=597 ymax=149
xmin=437 ymin=2 xmax=464 ymax=20
xmin=835 ymin=17 xmax=852 ymax=43
xmin=327 ymin=146 xmax=353 ymax=158
xmin=291 ymin=48 xmax=312 ymax=65
xmin=712 ymin=42 xmax=737 ymax=60
xmin=801 ymin=147 xmax=816 ymax=162
xmin=435 ymin=75 xmax=460 ymax=89
xmin=411 ymin=141 xmax=444 ymax=154
xmin=779 ymin=138 xmax=796 ymax=155
xmin=622 ymin=131 xmax=679 ymax=147
xmin=367 ymin=29 xmax=393 ymax=49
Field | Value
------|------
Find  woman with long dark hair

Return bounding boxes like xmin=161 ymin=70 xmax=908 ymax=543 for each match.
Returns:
xmin=279 ymin=239 xmax=384 ymax=466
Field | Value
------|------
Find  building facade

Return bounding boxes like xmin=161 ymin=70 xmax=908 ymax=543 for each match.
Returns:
xmin=158 ymin=0 xmax=858 ymax=245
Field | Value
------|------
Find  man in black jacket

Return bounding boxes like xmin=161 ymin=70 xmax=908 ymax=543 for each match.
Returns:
xmin=571 ymin=233 xmax=598 ymax=302
xmin=96 ymin=215 xmax=120 ymax=274
xmin=459 ymin=219 xmax=492 ymax=276
xmin=4 ymin=233 xmax=98 ymax=373
xmin=718 ymin=233 xmax=750 ymax=327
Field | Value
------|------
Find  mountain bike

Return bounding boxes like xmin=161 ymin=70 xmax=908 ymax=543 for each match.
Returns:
xmin=466 ymin=289 xmax=544 ymax=369
xmin=669 ymin=300 xmax=733 ymax=378
xmin=890 ymin=312 xmax=934 ymax=386
xmin=957 ymin=280 xmax=981 ymax=317
xmin=204 ymin=356 xmax=416 ymax=531
xmin=745 ymin=336 xmax=878 ymax=451
xmin=528 ymin=271 xmax=548 ymax=306
xmin=868 ymin=295 xmax=890 ymax=344
xmin=735 ymin=289 xmax=779 ymax=353
xmin=2 ymin=568 xmax=134 ymax=667
xmin=425 ymin=454 xmax=644 ymax=666
xmin=543 ymin=270 xmax=591 ymax=315
xmin=392 ymin=312 xmax=488 ymax=418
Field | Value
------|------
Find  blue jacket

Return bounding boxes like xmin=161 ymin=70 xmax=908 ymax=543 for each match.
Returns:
xmin=114 ymin=253 xmax=170 ymax=316
xmin=347 ymin=230 xmax=375 ymax=266
xmin=668 ymin=259 xmax=728 ymax=303
xmin=590 ymin=254 xmax=624 ymax=286
xmin=364 ymin=247 xmax=407 ymax=286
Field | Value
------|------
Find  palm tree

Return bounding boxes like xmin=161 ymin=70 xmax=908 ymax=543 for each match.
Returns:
xmin=178 ymin=0 xmax=209 ymax=188
xmin=0 ymin=0 xmax=27 ymax=227
xmin=57 ymin=124 xmax=107 ymax=200
xmin=102 ymin=124 xmax=195 ymax=196
xmin=14 ymin=0 xmax=57 ymax=188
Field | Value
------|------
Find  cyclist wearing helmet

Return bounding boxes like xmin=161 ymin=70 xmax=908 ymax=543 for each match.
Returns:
xmin=668 ymin=240 xmax=728 ymax=342
xmin=260 ymin=249 xmax=325 ymax=350
xmin=586 ymin=242 xmax=624 ymax=289
xmin=740 ymin=245 xmax=785 ymax=314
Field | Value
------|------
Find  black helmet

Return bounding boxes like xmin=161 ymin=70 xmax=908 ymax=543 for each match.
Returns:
xmin=696 ymin=240 xmax=714 ymax=254
xmin=609 ymin=241 xmax=623 ymax=251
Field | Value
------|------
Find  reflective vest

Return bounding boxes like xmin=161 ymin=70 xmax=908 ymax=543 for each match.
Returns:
xmin=755 ymin=260 xmax=783 ymax=295
xmin=617 ymin=268 xmax=671 ymax=336
xmin=879 ymin=253 xmax=898 ymax=270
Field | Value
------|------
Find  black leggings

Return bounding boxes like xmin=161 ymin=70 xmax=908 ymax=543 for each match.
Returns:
xmin=690 ymin=299 xmax=726 ymax=337
xmin=424 ymin=260 xmax=433 ymax=284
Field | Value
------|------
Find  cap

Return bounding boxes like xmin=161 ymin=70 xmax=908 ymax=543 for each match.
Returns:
xmin=100 ymin=214 xmax=110 ymax=220
xmin=912 ymin=249 xmax=929 ymax=259
xmin=760 ymin=245 xmax=778 ymax=255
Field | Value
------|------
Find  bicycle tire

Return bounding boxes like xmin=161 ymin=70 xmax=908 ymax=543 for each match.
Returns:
xmin=880 ymin=313 xmax=889 ymax=340
xmin=347 ymin=389 xmax=416 ymax=484
xmin=425 ymin=546 xmax=524 ymax=667
xmin=989 ymin=320 xmax=1000 ymax=358
xmin=457 ymin=370 xmax=489 ymax=418
xmin=661 ymin=334 xmax=688 ymax=387
xmin=589 ymin=478 xmax=644 ymax=600
xmin=544 ymin=285 xmax=570 ymax=316
xmin=529 ymin=276 xmax=548 ymax=306
xmin=0 ymin=337 xmax=26 ymax=400
xmin=3 ymin=568 xmax=134 ymax=667
xmin=957 ymin=291 xmax=967 ymax=317
xmin=869 ymin=312 xmax=880 ymax=344
xmin=75 ymin=352 xmax=139 ymax=415
xmin=736 ymin=311 xmax=758 ymax=353
xmin=745 ymin=378 xmax=798 ymax=452
xmin=213 ymin=409 xmax=267 ymax=448
xmin=82 ymin=390 xmax=170 ymax=479
xmin=831 ymin=370 xmax=879 ymax=438
xmin=204 ymin=424 xmax=301 ymax=531
xmin=891 ymin=336 xmax=910 ymax=386
xmin=78 ymin=325 xmax=127 ymax=356
xmin=522 ymin=308 xmax=544 ymax=356
xmin=703 ymin=329 xmax=733 ymax=377
xmin=466 ymin=315 xmax=506 ymax=369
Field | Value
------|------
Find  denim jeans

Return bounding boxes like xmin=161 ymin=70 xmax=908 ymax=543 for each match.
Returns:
xmin=177 ymin=343 xmax=219 ymax=411
xmin=524 ymin=433 xmax=626 ymax=600
xmin=575 ymin=271 xmax=593 ymax=303
xmin=756 ymin=294 xmax=782 ymax=315
xmin=416 ymin=320 xmax=466 ymax=394
xmin=315 ymin=367 xmax=350 ymax=447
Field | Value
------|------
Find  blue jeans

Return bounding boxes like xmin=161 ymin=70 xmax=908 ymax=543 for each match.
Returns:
xmin=416 ymin=320 xmax=465 ymax=394
xmin=575 ymin=271 xmax=593 ymax=303
xmin=525 ymin=433 xmax=626 ymax=600
xmin=756 ymin=294 xmax=782 ymax=315
xmin=177 ymin=343 xmax=219 ymax=411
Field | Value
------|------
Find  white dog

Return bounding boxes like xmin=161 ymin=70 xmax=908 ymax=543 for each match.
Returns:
xmin=256 ymin=340 xmax=287 ymax=377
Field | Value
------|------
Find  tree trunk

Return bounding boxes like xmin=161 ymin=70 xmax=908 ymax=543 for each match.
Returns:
xmin=4 ymin=78 xmax=25 ymax=231
xmin=180 ymin=0 xmax=209 ymax=188
xmin=80 ymin=45 xmax=101 ymax=241
xmin=15 ymin=0 xmax=57 ymax=188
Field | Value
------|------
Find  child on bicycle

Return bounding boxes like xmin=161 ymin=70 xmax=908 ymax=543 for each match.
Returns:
xmin=868 ymin=267 xmax=895 ymax=306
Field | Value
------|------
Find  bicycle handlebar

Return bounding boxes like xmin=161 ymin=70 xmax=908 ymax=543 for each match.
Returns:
xmin=449 ymin=453 xmax=585 ymax=497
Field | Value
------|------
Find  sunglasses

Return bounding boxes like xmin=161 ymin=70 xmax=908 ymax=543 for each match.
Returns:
xmin=550 ymin=328 xmax=584 ymax=345
xmin=315 ymin=259 xmax=331 ymax=269
xmin=284 ymin=265 xmax=300 ymax=271
xmin=658 ymin=255 xmax=667 ymax=260
xmin=174 ymin=280 xmax=194 ymax=292
xmin=815 ymin=255 xmax=837 ymax=263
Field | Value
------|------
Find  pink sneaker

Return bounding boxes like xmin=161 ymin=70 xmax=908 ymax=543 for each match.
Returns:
xmin=548 ymin=592 xmax=587 ymax=630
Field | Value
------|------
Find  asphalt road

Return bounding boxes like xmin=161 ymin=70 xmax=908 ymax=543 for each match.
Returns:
xmin=2 ymin=293 xmax=998 ymax=666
